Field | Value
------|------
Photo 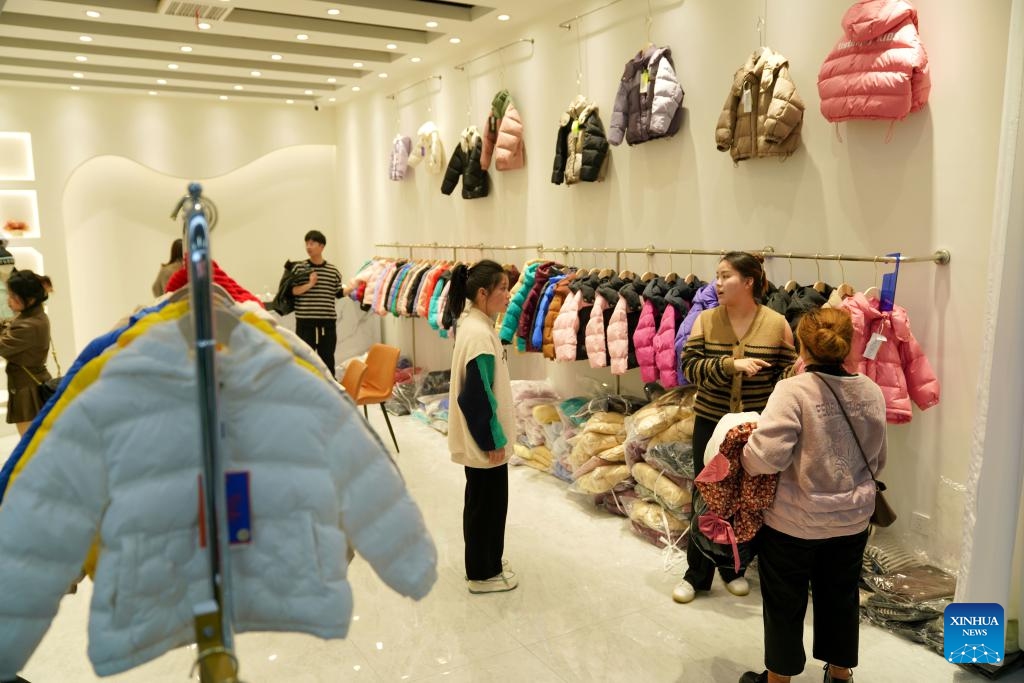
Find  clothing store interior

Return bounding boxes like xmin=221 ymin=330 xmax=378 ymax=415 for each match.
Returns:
xmin=0 ymin=0 xmax=1022 ymax=681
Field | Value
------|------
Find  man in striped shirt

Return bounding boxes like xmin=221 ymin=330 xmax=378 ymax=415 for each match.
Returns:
xmin=291 ymin=230 xmax=344 ymax=376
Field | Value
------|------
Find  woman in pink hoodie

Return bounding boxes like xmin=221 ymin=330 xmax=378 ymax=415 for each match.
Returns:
xmin=738 ymin=308 xmax=887 ymax=683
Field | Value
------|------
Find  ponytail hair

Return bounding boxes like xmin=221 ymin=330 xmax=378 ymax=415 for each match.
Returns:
xmin=721 ymin=251 xmax=767 ymax=299
xmin=442 ymin=259 xmax=506 ymax=334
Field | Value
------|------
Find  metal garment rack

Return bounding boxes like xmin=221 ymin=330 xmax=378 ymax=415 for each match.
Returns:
xmin=183 ymin=183 xmax=240 ymax=683
xmin=453 ymin=38 xmax=535 ymax=72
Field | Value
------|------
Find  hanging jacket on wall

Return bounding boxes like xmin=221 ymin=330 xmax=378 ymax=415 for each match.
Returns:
xmin=389 ymin=134 xmax=412 ymax=180
xmin=481 ymin=89 xmax=526 ymax=171
xmin=552 ymin=95 xmax=610 ymax=185
xmin=441 ymin=126 xmax=490 ymax=199
xmin=840 ymin=292 xmax=940 ymax=423
xmin=609 ymin=46 xmax=685 ymax=146
xmin=818 ymin=0 xmax=930 ymax=123
xmin=716 ymin=47 xmax=804 ymax=162
xmin=408 ymin=121 xmax=445 ymax=174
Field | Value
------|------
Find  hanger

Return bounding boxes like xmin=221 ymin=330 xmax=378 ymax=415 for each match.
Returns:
xmin=834 ymin=255 xmax=855 ymax=299
xmin=664 ymin=253 xmax=679 ymax=284
xmin=598 ymin=266 xmax=616 ymax=279
xmin=173 ymin=282 xmax=242 ymax=347
xmin=682 ymin=249 xmax=698 ymax=284
xmin=812 ymin=254 xmax=828 ymax=293
xmin=782 ymin=253 xmax=799 ymax=293
xmin=640 ymin=271 xmax=656 ymax=283
xmin=618 ymin=269 xmax=635 ymax=280
xmin=863 ymin=257 xmax=881 ymax=300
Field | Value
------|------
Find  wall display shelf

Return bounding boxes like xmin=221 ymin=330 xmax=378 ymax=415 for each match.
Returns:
xmin=0 ymin=190 xmax=41 ymax=239
xmin=0 ymin=132 xmax=35 ymax=181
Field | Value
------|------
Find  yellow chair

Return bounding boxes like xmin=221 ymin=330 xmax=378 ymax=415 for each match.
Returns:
xmin=340 ymin=358 xmax=367 ymax=399
xmin=356 ymin=344 xmax=401 ymax=452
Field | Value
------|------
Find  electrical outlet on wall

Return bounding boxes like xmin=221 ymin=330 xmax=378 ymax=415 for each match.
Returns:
xmin=911 ymin=511 xmax=931 ymax=534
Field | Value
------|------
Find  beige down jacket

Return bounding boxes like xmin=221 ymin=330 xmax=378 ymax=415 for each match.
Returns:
xmin=716 ymin=47 xmax=804 ymax=162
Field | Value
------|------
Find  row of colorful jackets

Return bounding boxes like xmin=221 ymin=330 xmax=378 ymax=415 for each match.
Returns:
xmin=0 ymin=289 xmax=437 ymax=679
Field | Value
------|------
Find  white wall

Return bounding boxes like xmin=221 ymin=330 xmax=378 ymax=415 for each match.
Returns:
xmin=333 ymin=0 xmax=1014 ymax=570
xmin=0 ymin=86 xmax=337 ymax=401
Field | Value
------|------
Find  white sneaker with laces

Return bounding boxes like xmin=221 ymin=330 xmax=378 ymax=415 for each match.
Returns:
xmin=464 ymin=559 xmax=508 ymax=581
xmin=672 ymin=579 xmax=696 ymax=604
xmin=468 ymin=569 xmax=518 ymax=594
xmin=725 ymin=577 xmax=750 ymax=596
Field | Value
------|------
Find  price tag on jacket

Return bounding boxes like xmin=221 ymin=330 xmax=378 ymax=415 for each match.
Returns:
xmin=640 ymin=69 xmax=650 ymax=91
xmin=740 ymin=86 xmax=752 ymax=113
xmin=863 ymin=332 xmax=887 ymax=360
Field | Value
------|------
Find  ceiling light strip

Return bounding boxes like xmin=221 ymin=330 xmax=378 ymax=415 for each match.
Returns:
xmin=452 ymin=38 xmax=534 ymax=72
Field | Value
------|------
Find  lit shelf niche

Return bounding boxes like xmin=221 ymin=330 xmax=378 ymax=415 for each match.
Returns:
xmin=0 ymin=132 xmax=35 ymax=181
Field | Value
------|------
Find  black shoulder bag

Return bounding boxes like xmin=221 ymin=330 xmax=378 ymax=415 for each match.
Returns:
xmin=816 ymin=374 xmax=897 ymax=527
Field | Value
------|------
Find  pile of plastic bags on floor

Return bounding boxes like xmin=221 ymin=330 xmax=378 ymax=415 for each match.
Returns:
xmin=621 ymin=386 xmax=698 ymax=549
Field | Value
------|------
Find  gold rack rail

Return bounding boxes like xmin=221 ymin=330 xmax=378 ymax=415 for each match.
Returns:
xmin=453 ymin=38 xmax=535 ymax=72
xmin=558 ymin=0 xmax=627 ymax=29
xmin=385 ymin=75 xmax=442 ymax=101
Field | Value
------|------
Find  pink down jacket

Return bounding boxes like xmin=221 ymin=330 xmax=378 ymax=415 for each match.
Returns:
xmin=818 ymin=0 xmax=931 ymax=122
xmin=585 ymin=293 xmax=610 ymax=368
xmin=653 ymin=305 xmax=680 ymax=388
xmin=607 ymin=296 xmax=631 ymax=375
xmin=553 ymin=290 xmax=582 ymax=361
xmin=840 ymin=292 xmax=939 ymax=424
xmin=635 ymin=300 xmax=658 ymax=382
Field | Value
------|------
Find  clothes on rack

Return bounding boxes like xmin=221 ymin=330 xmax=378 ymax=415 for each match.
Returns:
xmin=818 ymin=0 xmax=931 ymax=123
xmin=0 ymin=295 xmax=437 ymax=679
xmin=481 ymin=89 xmax=526 ymax=171
xmin=609 ymin=45 xmax=685 ymax=146
xmin=440 ymin=126 xmax=490 ymax=199
xmin=552 ymin=95 xmax=610 ymax=185
xmin=716 ymin=47 xmax=805 ymax=162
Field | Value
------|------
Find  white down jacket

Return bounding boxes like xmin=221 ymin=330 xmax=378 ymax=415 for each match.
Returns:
xmin=0 ymin=310 xmax=437 ymax=678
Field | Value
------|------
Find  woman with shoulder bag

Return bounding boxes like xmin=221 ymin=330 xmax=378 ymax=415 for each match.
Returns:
xmin=738 ymin=307 xmax=887 ymax=683
xmin=0 ymin=270 xmax=52 ymax=435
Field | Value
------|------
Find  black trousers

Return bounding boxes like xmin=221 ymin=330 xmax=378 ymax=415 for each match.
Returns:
xmin=684 ymin=415 xmax=744 ymax=589
xmin=295 ymin=318 xmax=337 ymax=377
xmin=756 ymin=524 xmax=870 ymax=676
xmin=464 ymin=464 xmax=509 ymax=581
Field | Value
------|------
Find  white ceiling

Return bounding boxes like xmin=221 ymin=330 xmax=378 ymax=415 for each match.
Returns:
xmin=0 ymin=0 xmax=569 ymax=105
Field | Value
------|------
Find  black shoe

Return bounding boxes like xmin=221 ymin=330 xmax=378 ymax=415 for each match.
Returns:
xmin=739 ymin=672 xmax=768 ymax=683
xmin=823 ymin=662 xmax=853 ymax=682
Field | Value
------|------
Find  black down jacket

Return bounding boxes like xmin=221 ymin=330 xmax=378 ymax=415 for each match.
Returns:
xmin=441 ymin=126 xmax=490 ymax=199
xmin=551 ymin=95 xmax=610 ymax=185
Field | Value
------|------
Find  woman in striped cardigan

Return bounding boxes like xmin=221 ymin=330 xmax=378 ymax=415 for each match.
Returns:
xmin=673 ymin=252 xmax=797 ymax=604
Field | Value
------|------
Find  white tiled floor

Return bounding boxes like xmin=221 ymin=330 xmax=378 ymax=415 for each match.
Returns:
xmin=5 ymin=416 xmax=1019 ymax=682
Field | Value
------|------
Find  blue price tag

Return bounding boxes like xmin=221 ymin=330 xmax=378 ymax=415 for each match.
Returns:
xmin=225 ymin=471 xmax=252 ymax=546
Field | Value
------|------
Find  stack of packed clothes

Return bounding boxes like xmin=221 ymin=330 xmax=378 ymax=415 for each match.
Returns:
xmin=622 ymin=387 xmax=698 ymax=549
xmin=550 ymin=397 xmax=590 ymax=481
xmin=410 ymin=370 xmax=452 ymax=435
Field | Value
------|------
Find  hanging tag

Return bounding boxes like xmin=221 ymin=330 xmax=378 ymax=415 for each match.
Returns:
xmin=863 ymin=332 xmax=887 ymax=360
xmin=226 ymin=471 xmax=253 ymax=545
xmin=640 ymin=69 xmax=650 ymax=91
xmin=571 ymin=119 xmax=580 ymax=134
xmin=740 ymin=86 xmax=752 ymax=113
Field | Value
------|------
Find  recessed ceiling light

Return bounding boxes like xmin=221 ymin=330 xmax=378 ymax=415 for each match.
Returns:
xmin=180 ymin=46 xmax=192 ymax=52
xmin=72 ymin=72 xmax=84 ymax=79
xmin=378 ymin=73 xmax=388 ymax=79
xmin=233 ymin=85 xmax=243 ymax=90
xmin=157 ymin=79 xmax=167 ymax=85
xmin=149 ymin=91 xmax=158 ymax=96
xmin=219 ymin=95 xmax=228 ymax=100
xmin=85 ymin=10 xmax=101 ymax=18
xmin=352 ymin=62 xmax=363 ymax=68
xmin=250 ymin=70 xmax=261 ymax=77
xmin=198 ymin=22 xmax=211 ymax=30
xmin=328 ymin=97 xmax=336 ymax=102
xmin=79 ymin=35 xmax=93 ymax=42
xmin=351 ymin=86 xmax=361 ymax=92
xmin=386 ymin=43 xmax=398 ymax=50
xmin=449 ymin=37 xmax=461 ymax=44
xmin=327 ymin=77 xmax=337 ymax=84
xmin=168 ymin=63 xmax=179 ymax=70
xmin=286 ymin=99 xmax=295 ymax=104
xmin=425 ymin=21 xmax=438 ymax=28
xmin=304 ymin=89 xmax=314 ymax=95
xmin=296 ymin=34 xmax=309 ymax=41
xmin=327 ymin=8 xmax=341 ymax=15
xmin=410 ymin=56 xmax=421 ymax=63
xmin=497 ymin=14 xmax=510 ymax=21
xmin=75 ymin=55 xmax=88 ymax=62
xmin=271 ymin=54 xmax=283 ymax=60
xmin=71 ymin=85 xmax=80 ymax=91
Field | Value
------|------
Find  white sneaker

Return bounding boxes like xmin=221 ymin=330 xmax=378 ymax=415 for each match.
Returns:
xmin=725 ymin=577 xmax=750 ymax=596
xmin=464 ymin=559 xmax=508 ymax=581
xmin=468 ymin=570 xmax=518 ymax=594
xmin=672 ymin=579 xmax=696 ymax=604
